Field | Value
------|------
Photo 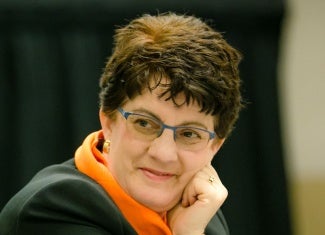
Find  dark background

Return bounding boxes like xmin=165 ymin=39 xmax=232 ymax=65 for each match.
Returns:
xmin=0 ymin=0 xmax=292 ymax=234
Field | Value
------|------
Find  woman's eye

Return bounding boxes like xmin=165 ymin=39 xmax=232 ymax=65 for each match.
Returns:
xmin=131 ymin=116 xmax=161 ymax=135
xmin=136 ymin=119 xmax=151 ymax=128
xmin=132 ymin=116 xmax=160 ymax=130
xmin=180 ymin=129 xmax=201 ymax=139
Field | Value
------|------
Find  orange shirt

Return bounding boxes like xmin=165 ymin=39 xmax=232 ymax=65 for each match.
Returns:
xmin=75 ymin=131 xmax=172 ymax=235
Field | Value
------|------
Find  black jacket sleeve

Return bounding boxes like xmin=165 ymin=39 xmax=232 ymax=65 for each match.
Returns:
xmin=205 ymin=209 xmax=230 ymax=235
xmin=0 ymin=159 xmax=136 ymax=235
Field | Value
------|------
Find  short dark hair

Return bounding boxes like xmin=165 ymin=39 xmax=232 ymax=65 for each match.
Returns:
xmin=99 ymin=12 xmax=243 ymax=138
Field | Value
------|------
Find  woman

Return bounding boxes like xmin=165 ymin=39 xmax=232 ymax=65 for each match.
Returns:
xmin=0 ymin=13 xmax=242 ymax=234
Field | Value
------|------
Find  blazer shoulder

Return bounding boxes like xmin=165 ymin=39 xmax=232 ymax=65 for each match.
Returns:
xmin=0 ymin=159 xmax=136 ymax=235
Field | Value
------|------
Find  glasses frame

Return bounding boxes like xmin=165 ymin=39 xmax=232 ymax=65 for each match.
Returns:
xmin=117 ymin=107 xmax=216 ymax=142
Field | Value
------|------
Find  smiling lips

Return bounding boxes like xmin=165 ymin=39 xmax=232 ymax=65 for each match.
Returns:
xmin=140 ymin=168 xmax=175 ymax=181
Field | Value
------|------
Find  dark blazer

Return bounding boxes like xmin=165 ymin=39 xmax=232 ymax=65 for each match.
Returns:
xmin=0 ymin=159 xmax=230 ymax=235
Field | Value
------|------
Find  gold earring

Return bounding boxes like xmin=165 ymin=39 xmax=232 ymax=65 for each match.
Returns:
xmin=103 ymin=140 xmax=111 ymax=154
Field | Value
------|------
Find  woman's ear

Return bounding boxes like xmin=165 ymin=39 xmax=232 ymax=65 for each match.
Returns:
xmin=99 ymin=109 xmax=113 ymax=140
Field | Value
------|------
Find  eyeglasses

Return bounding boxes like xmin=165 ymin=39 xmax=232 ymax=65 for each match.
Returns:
xmin=117 ymin=107 xmax=216 ymax=151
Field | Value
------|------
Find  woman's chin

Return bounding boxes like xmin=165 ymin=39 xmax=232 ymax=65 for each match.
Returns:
xmin=134 ymin=191 xmax=181 ymax=213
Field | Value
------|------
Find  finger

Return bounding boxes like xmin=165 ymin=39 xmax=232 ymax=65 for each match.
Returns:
xmin=181 ymin=169 xmax=216 ymax=206
xmin=201 ymin=165 xmax=223 ymax=185
xmin=181 ymin=177 xmax=197 ymax=207
xmin=196 ymin=166 xmax=228 ymax=202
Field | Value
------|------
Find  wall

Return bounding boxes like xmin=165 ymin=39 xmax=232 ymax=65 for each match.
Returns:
xmin=279 ymin=0 xmax=325 ymax=234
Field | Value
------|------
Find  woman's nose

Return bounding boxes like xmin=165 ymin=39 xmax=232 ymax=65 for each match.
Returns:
xmin=147 ymin=128 xmax=178 ymax=162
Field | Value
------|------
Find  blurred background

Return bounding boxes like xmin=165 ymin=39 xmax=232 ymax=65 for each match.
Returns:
xmin=0 ymin=0 xmax=324 ymax=234
xmin=279 ymin=0 xmax=325 ymax=234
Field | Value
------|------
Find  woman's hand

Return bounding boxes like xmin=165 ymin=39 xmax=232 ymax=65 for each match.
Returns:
xmin=167 ymin=164 xmax=228 ymax=235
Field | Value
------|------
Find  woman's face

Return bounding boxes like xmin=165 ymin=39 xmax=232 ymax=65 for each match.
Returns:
xmin=100 ymin=87 xmax=224 ymax=214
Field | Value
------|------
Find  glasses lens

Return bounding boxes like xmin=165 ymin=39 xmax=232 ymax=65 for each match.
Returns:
xmin=175 ymin=127 xmax=210 ymax=151
xmin=126 ymin=114 xmax=162 ymax=140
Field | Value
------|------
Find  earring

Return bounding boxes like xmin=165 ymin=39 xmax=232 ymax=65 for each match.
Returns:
xmin=103 ymin=140 xmax=111 ymax=154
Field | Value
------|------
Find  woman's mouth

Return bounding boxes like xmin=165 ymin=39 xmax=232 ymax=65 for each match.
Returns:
xmin=140 ymin=168 xmax=175 ymax=182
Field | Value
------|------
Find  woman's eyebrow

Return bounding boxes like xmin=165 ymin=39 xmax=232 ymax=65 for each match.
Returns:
xmin=177 ymin=121 xmax=209 ymax=130
xmin=130 ymin=108 xmax=209 ymax=130
xmin=130 ymin=108 xmax=161 ymax=120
